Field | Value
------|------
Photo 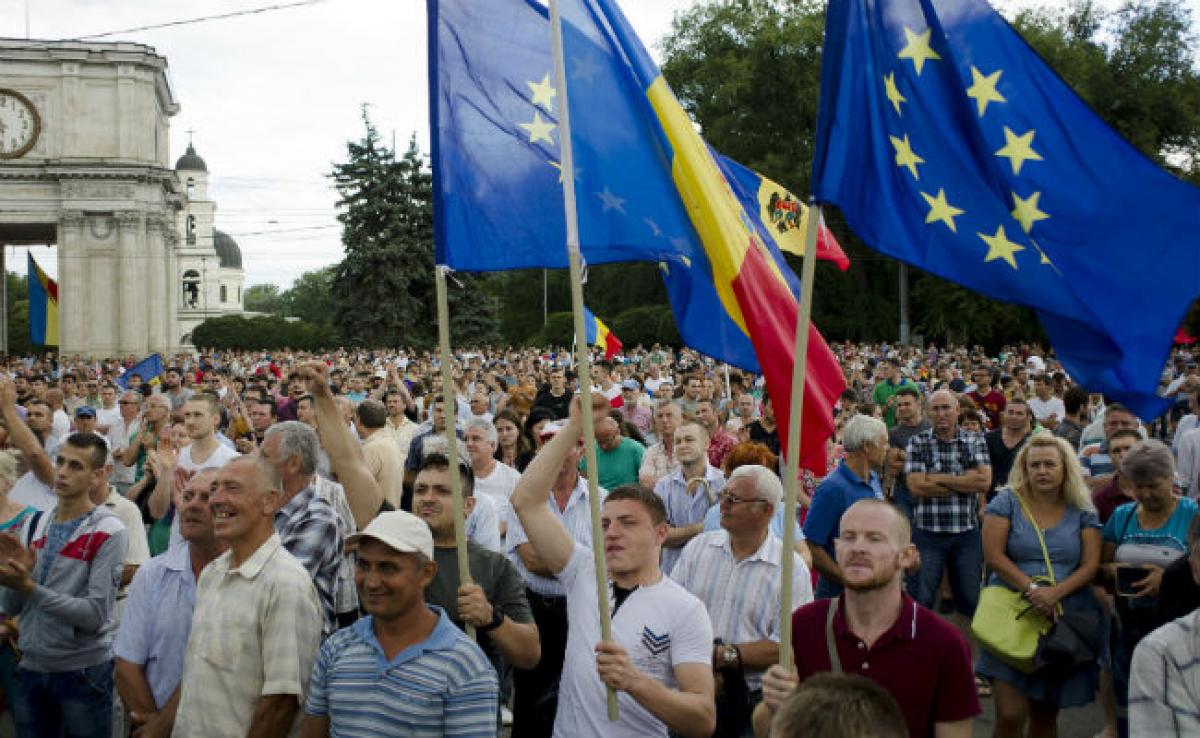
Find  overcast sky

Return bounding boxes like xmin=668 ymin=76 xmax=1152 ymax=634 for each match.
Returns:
xmin=3 ymin=0 xmax=1197 ymax=288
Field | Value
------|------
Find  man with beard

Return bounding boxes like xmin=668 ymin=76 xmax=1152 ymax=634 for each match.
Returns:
xmin=755 ymin=500 xmax=979 ymax=738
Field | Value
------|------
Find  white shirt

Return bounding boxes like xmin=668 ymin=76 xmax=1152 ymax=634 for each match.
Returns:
xmin=1027 ymin=396 xmax=1066 ymax=423
xmin=169 ymin=442 xmax=242 ymax=547
xmin=10 ymin=471 xmax=55 ymax=511
xmin=51 ymin=409 xmax=70 ymax=443
xmin=473 ymin=461 xmax=521 ymax=529
xmin=1175 ymin=415 xmax=1199 ymax=453
xmin=465 ymin=494 xmax=502 ymax=553
xmin=554 ymin=545 xmax=712 ymax=738
xmin=109 ymin=418 xmax=138 ymax=485
xmin=104 ymin=486 xmax=151 ymax=574
xmin=1178 ymin=427 xmax=1200 ymax=495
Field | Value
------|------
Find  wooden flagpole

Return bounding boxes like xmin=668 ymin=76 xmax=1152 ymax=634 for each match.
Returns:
xmin=435 ymin=265 xmax=474 ymax=640
xmin=778 ymin=203 xmax=822 ymax=671
xmin=548 ymin=0 xmax=618 ymax=720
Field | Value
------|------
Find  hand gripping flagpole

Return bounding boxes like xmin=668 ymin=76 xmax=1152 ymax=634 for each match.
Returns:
xmin=549 ymin=0 xmax=618 ymax=720
xmin=779 ymin=202 xmax=822 ymax=672
xmin=435 ymin=264 xmax=475 ymax=640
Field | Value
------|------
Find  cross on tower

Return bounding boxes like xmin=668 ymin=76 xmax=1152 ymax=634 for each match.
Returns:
xmin=186 ymin=128 xmax=195 ymax=146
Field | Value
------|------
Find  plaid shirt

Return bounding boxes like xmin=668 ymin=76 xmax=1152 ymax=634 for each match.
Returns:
xmin=275 ymin=485 xmax=343 ymax=638
xmin=904 ymin=427 xmax=990 ymax=533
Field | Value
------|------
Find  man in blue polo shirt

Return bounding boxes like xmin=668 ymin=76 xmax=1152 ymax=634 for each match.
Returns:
xmin=804 ymin=415 xmax=888 ymax=599
xmin=302 ymin=511 xmax=497 ymax=736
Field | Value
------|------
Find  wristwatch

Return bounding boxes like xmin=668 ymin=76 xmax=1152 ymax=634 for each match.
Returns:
xmin=721 ymin=645 xmax=739 ymax=667
xmin=478 ymin=609 xmax=504 ymax=633
xmin=1025 ymin=581 xmax=1040 ymax=597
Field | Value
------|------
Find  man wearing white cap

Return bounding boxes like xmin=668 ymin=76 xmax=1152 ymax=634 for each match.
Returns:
xmin=301 ymin=510 xmax=498 ymax=737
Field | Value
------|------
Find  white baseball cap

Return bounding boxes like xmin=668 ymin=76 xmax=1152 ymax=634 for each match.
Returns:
xmin=347 ymin=511 xmax=434 ymax=559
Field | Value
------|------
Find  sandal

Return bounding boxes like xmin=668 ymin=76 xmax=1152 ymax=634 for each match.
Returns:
xmin=975 ymin=676 xmax=992 ymax=698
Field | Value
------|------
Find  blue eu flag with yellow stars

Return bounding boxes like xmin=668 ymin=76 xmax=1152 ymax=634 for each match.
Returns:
xmin=812 ymin=0 xmax=1200 ymax=417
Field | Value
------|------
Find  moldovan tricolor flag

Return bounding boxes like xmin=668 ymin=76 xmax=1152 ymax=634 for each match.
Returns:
xmin=583 ymin=307 xmax=622 ymax=358
xmin=428 ymin=0 xmax=846 ymax=470
xmin=27 ymin=253 xmax=58 ymax=346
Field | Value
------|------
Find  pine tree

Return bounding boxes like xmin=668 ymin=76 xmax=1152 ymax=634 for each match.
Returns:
xmin=331 ymin=112 xmax=498 ymax=348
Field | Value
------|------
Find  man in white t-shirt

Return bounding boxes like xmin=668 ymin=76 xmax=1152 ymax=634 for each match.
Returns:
xmin=510 ymin=393 xmax=716 ymax=738
xmin=150 ymin=394 xmax=240 ymax=547
xmin=2 ymin=387 xmax=57 ymax=511
xmin=1027 ymin=374 xmax=1066 ymax=430
xmin=464 ymin=418 xmax=521 ymax=539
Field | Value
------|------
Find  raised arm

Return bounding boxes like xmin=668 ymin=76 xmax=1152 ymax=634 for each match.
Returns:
xmin=300 ymin=362 xmax=382 ymax=529
xmin=0 ymin=377 xmax=53 ymax=485
xmin=510 ymin=393 xmax=608 ymax=576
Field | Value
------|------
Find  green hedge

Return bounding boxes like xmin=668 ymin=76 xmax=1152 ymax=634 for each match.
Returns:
xmin=525 ymin=306 xmax=681 ymax=349
xmin=192 ymin=315 xmax=336 ymax=352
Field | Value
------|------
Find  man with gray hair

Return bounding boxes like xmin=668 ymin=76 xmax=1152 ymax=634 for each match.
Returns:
xmin=260 ymin=421 xmax=349 ymax=637
xmin=109 ymin=390 xmax=142 ymax=497
xmin=464 ymin=417 xmax=521 ymax=540
xmin=172 ymin=455 xmax=322 ymax=737
xmin=672 ymin=464 xmax=813 ymax=736
xmin=805 ymin=415 xmax=889 ymax=598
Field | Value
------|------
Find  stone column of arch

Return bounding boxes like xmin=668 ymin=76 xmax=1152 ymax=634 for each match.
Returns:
xmin=144 ymin=214 xmax=169 ymax=355
xmin=116 ymin=209 xmax=148 ymax=356
xmin=56 ymin=210 xmax=86 ymax=355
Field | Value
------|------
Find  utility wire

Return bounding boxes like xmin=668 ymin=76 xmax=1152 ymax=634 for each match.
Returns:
xmin=70 ymin=0 xmax=329 ymax=40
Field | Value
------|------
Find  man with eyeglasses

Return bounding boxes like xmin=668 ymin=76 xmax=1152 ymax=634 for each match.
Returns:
xmin=672 ymin=464 xmax=812 ymax=737
xmin=110 ymin=392 xmax=142 ymax=498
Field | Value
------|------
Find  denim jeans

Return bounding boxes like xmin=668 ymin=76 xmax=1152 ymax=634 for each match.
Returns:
xmin=906 ymin=527 xmax=983 ymax=616
xmin=12 ymin=661 xmax=113 ymax=738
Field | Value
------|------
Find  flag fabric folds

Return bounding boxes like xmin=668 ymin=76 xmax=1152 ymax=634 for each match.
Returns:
xmin=429 ymin=0 xmax=847 ymax=470
xmin=27 ymin=254 xmax=58 ymax=347
xmin=812 ymin=0 xmax=1200 ymax=418
xmin=117 ymin=354 xmax=165 ymax=390
xmin=583 ymin=307 xmax=623 ymax=359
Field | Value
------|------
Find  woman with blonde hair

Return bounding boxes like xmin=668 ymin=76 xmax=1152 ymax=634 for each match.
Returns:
xmin=978 ymin=433 xmax=1102 ymax=738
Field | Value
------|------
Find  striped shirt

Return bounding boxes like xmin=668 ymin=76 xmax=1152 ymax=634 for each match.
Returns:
xmin=506 ymin=477 xmax=604 ymax=596
xmin=670 ymin=529 xmax=813 ymax=690
xmin=1130 ymin=609 xmax=1200 ymax=737
xmin=304 ymin=606 xmax=498 ymax=737
xmin=654 ymin=464 xmax=726 ymax=575
xmin=174 ymin=534 xmax=322 ymax=738
xmin=905 ymin=427 xmax=990 ymax=533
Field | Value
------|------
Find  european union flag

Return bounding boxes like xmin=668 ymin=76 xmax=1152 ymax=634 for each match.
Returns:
xmin=117 ymin=354 xmax=164 ymax=391
xmin=812 ymin=0 xmax=1200 ymax=417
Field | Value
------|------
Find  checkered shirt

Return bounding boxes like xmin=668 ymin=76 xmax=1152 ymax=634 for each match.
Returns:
xmin=904 ymin=427 xmax=990 ymax=533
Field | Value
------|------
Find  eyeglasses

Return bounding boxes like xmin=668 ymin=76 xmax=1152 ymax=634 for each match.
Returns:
xmin=118 ymin=400 xmax=139 ymax=405
xmin=718 ymin=491 xmax=766 ymax=506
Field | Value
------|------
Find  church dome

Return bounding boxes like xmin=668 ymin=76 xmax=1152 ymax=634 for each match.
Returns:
xmin=175 ymin=144 xmax=207 ymax=172
xmin=213 ymin=229 xmax=242 ymax=269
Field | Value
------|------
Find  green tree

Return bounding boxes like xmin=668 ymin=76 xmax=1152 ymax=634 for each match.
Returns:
xmin=282 ymin=265 xmax=337 ymax=328
xmin=193 ymin=315 xmax=334 ymax=352
xmin=331 ymin=114 xmax=499 ymax=347
xmin=4 ymin=271 xmax=29 ymax=356
xmin=243 ymin=284 xmax=286 ymax=315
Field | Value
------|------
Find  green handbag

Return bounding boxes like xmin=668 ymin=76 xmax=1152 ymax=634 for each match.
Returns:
xmin=970 ymin=492 xmax=1059 ymax=674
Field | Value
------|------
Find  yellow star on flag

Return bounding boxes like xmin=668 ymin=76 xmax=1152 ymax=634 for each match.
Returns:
xmin=519 ymin=111 xmax=555 ymax=145
xmin=883 ymin=72 xmax=907 ymax=115
xmin=978 ymin=225 xmax=1025 ymax=269
xmin=889 ymin=134 xmax=925 ymax=180
xmin=527 ymin=74 xmax=556 ymax=112
xmin=995 ymin=127 xmax=1043 ymax=175
xmin=921 ymin=188 xmax=965 ymax=232
xmin=1010 ymin=191 xmax=1049 ymax=233
xmin=966 ymin=67 xmax=1006 ymax=117
xmin=897 ymin=27 xmax=941 ymax=76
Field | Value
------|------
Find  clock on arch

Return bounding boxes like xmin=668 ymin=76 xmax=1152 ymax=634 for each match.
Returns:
xmin=0 ymin=89 xmax=40 ymax=159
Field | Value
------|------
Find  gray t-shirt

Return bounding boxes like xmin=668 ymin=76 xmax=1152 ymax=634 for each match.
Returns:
xmin=426 ymin=541 xmax=533 ymax=675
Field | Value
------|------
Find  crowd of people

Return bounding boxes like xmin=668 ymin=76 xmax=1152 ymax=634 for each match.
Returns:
xmin=0 ymin=338 xmax=1196 ymax=737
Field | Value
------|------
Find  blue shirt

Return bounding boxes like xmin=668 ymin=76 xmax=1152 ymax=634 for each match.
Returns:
xmin=305 ymin=605 xmax=498 ymax=737
xmin=803 ymin=461 xmax=885 ymax=558
xmin=113 ymin=543 xmax=198 ymax=709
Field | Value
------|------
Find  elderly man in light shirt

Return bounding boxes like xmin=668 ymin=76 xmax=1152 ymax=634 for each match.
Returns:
xmin=672 ymin=464 xmax=813 ymax=737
